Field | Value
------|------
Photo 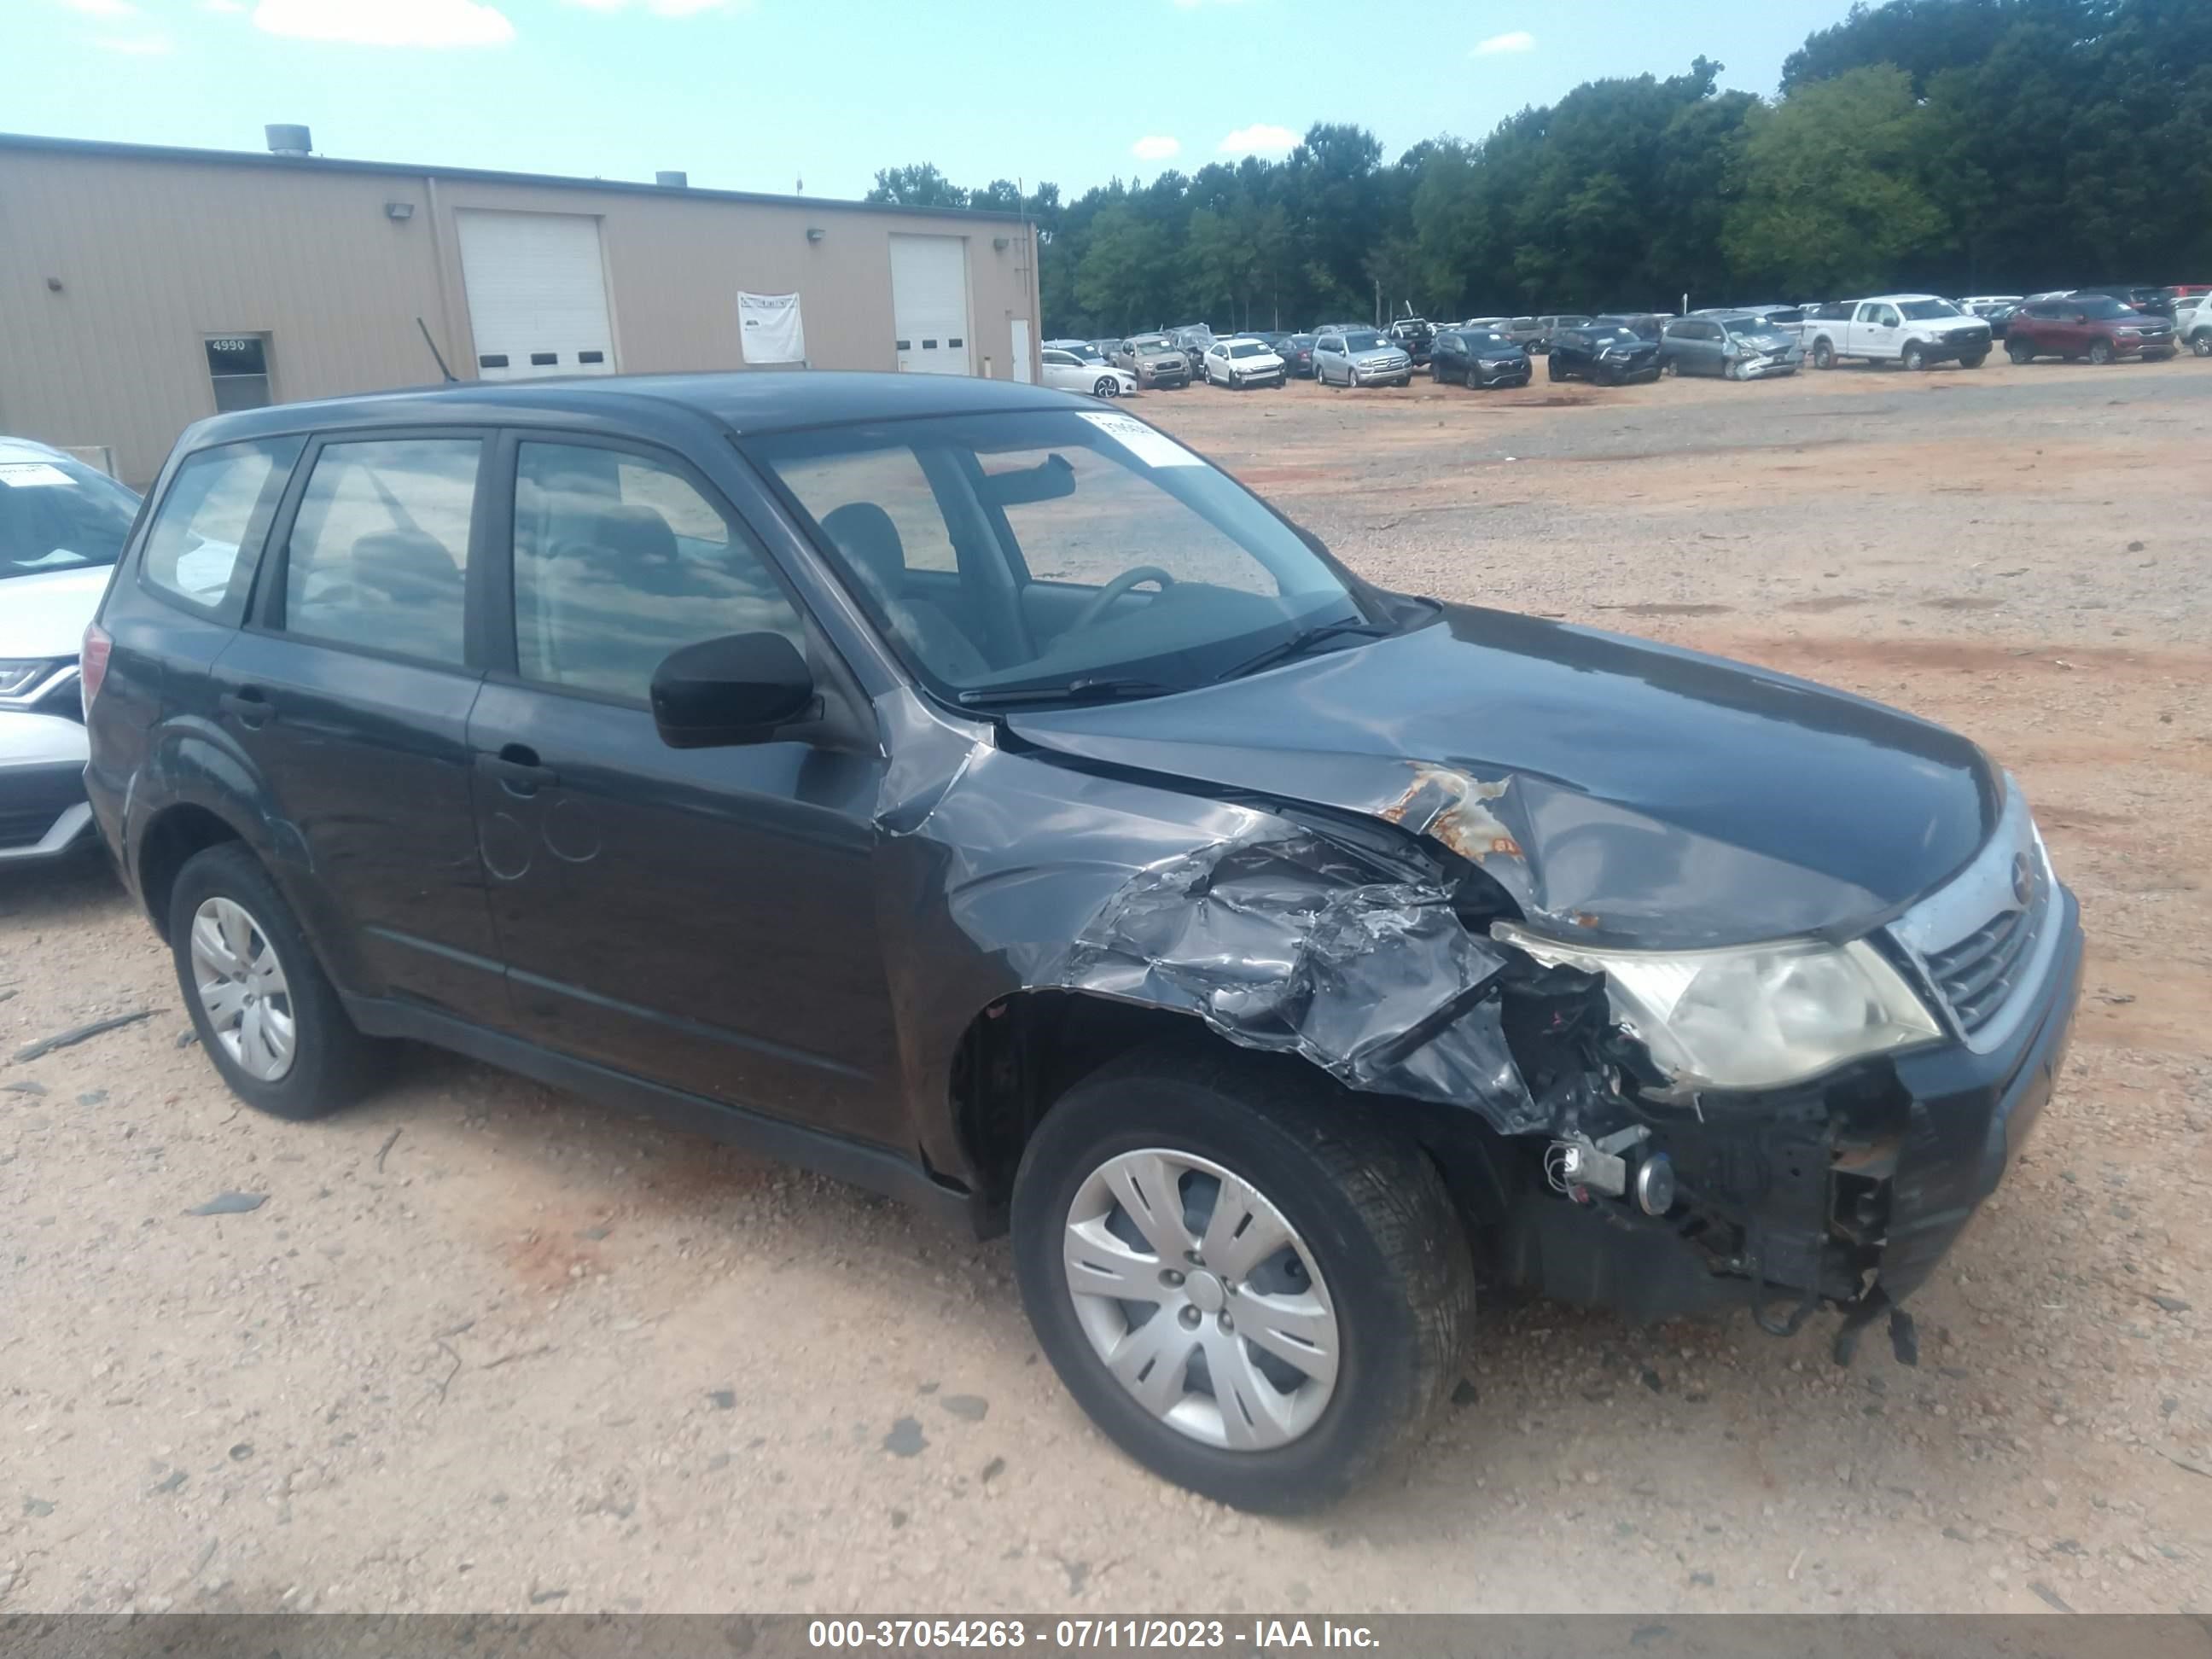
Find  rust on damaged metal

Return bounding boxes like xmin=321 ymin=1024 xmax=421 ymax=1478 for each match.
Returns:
xmin=1379 ymin=764 xmax=1526 ymax=863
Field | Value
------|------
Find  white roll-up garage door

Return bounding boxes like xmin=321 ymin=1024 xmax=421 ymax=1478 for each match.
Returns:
xmin=456 ymin=210 xmax=617 ymax=381
xmin=890 ymin=235 xmax=971 ymax=375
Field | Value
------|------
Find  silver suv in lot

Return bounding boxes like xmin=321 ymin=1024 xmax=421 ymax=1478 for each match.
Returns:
xmin=1312 ymin=329 xmax=1412 ymax=387
xmin=2 ymin=437 xmax=142 ymax=864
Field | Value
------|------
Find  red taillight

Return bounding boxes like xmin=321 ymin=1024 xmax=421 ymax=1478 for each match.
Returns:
xmin=80 ymin=621 xmax=113 ymax=713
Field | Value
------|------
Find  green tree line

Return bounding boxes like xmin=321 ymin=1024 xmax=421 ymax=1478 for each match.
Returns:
xmin=865 ymin=0 xmax=2212 ymax=336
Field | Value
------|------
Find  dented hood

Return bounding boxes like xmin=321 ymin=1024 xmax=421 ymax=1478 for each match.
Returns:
xmin=1008 ymin=603 xmax=2000 ymax=950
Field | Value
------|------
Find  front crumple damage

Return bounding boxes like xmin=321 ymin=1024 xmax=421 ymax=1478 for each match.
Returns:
xmin=867 ymin=700 xmax=1540 ymax=1151
xmin=874 ymin=696 xmax=2017 ymax=1357
xmin=1059 ymin=832 xmax=1534 ymax=1123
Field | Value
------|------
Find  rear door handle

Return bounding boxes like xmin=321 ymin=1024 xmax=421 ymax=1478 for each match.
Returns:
xmin=480 ymin=744 xmax=558 ymax=796
xmin=218 ymin=689 xmax=274 ymax=729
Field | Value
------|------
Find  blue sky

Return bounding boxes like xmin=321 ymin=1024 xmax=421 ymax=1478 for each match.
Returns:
xmin=20 ymin=0 xmax=1857 ymax=201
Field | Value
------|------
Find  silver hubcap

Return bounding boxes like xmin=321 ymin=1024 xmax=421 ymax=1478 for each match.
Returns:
xmin=1062 ymin=1148 xmax=1338 ymax=1452
xmin=189 ymin=896 xmax=296 ymax=1081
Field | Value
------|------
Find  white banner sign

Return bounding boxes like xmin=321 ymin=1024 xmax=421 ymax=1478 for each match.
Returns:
xmin=738 ymin=291 xmax=807 ymax=364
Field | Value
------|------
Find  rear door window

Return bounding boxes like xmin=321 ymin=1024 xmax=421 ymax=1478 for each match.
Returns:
xmin=139 ymin=436 xmax=306 ymax=620
xmin=280 ymin=437 xmax=481 ymax=667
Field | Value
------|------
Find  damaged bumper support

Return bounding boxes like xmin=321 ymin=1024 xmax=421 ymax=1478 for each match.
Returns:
xmin=1504 ymin=886 xmax=2081 ymax=1353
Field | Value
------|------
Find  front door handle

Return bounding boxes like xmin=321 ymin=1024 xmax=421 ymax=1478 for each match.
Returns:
xmin=218 ymin=689 xmax=274 ymax=730
xmin=480 ymin=744 xmax=558 ymax=796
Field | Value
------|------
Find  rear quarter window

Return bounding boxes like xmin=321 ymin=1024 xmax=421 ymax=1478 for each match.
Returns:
xmin=138 ymin=436 xmax=306 ymax=621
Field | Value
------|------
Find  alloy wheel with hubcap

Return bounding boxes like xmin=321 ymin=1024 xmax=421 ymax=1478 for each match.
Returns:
xmin=1092 ymin=376 xmax=1121 ymax=398
xmin=1062 ymin=1147 xmax=1338 ymax=1451
xmin=189 ymin=895 xmax=296 ymax=1081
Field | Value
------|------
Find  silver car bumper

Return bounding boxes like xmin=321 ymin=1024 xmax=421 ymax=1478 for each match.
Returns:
xmin=1 ymin=710 xmax=95 ymax=864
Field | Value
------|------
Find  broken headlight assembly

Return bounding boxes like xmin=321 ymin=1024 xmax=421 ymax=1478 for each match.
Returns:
xmin=1490 ymin=924 xmax=1941 ymax=1094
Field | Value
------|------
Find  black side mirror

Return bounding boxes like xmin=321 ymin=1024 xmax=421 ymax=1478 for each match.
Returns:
xmin=650 ymin=632 xmax=816 ymax=748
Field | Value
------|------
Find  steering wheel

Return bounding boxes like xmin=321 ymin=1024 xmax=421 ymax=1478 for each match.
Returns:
xmin=1068 ymin=566 xmax=1176 ymax=632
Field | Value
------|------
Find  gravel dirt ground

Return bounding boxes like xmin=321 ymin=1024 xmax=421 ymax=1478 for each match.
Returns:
xmin=2 ymin=351 xmax=2207 ymax=1618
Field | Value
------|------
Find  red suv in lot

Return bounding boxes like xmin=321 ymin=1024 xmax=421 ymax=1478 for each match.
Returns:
xmin=2005 ymin=294 xmax=2177 ymax=364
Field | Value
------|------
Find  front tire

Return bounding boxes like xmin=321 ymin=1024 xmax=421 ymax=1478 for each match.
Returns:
xmin=1960 ymin=350 xmax=1988 ymax=369
xmin=1011 ymin=1045 xmax=1473 ymax=1513
xmin=1093 ymin=375 xmax=1121 ymax=399
xmin=2087 ymin=338 xmax=2116 ymax=365
xmin=1547 ymin=356 xmax=1564 ymax=382
xmin=2192 ymin=331 xmax=2212 ymax=358
xmin=2008 ymin=338 xmax=2036 ymax=364
xmin=168 ymin=843 xmax=383 ymax=1121
xmin=1901 ymin=341 xmax=1929 ymax=371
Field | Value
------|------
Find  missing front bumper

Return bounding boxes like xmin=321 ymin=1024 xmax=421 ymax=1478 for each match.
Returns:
xmin=1493 ymin=886 xmax=2082 ymax=1349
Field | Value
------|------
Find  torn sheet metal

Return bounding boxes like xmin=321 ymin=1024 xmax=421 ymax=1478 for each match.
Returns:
xmin=1060 ymin=832 xmax=1536 ymax=1123
xmin=868 ymin=703 xmax=1539 ymax=1139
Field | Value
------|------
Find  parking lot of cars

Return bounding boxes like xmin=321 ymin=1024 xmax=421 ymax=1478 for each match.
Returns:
xmin=3 ymin=342 xmax=2206 ymax=1616
xmin=1082 ymin=285 xmax=2196 ymax=412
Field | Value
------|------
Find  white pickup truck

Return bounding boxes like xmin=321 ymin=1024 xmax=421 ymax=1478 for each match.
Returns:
xmin=1804 ymin=294 xmax=1994 ymax=370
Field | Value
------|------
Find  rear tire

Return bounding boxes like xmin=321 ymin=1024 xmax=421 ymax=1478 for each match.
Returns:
xmin=1011 ymin=1045 xmax=1474 ymax=1514
xmin=2194 ymin=332 xmax=2212 ymax=358
xmin=1547 ymin=357 xmax=1564 ymax=382
xmin=168 ymin=843 xmax=384 ymax=1121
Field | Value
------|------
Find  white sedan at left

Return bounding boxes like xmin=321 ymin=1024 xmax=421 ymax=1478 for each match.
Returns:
xmin=1040 ymin=348 xmax=1138 ymax=399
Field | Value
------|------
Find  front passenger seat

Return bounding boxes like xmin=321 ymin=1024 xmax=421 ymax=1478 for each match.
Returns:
xmin=818 ymin=503 xmax=991 ymax=682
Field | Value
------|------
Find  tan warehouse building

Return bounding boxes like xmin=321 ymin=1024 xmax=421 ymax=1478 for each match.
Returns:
xmin=0 ymin=131 xmax=1043 ymax=486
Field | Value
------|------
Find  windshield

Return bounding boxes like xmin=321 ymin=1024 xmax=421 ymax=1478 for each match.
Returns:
xmin=1899 ymin=300 xmax=1963 ymax=320
xmin=1132 ymin=336 xmax=1173 ymax=352
xmin=1342 ymin=331 xmax=1385 ymax=352
xmin=1588 ymin=324 xmax=1640 ymax=343
xmin=0 ymin=455 xmax=141 ymax=581
xmin=1465 ymin=330 xmax=1512 ymax=349
xmin=748 ymin=410 xmax=1389 ymax=702
xmin=1722 ymin=316 xmax=1778 ymax=336
xmin=1228 ymin=342 xmax=1267 ymax=358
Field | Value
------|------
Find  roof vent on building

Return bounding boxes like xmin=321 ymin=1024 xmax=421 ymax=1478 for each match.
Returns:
xmin=265 ymin=124 xmax=313 ymax=156
xmin=655 ymin=171 xmax=688 ymax=189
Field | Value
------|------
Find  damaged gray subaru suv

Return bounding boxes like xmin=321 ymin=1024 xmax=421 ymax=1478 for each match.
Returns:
xmin=86 ymin=374 xmax=2081 ymax=1511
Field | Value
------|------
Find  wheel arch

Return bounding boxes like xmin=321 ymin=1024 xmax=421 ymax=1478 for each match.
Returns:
xmin=946 ymin=989 xmax=1519 ymax=1238
xmin=135 ymin=799 xmax=258 ymax=942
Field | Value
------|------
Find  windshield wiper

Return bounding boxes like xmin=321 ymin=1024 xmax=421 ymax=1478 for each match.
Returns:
xmin=957 ymin=675 xmax=1186 ymax=709
xmin=1212 ymin=616 xmax=1394 ymax=684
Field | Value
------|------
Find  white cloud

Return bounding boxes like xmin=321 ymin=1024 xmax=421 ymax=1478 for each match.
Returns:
xmin=96 ymin=29 xmax=174 ymax=51
xmin=64 ymin=0 xmax=142 ymax=17
xmin=252 ymin=0 xmax=515 ymax=47
xmin=1471 ymin=29 xmax=1535 ymax=55
xmin=563 ymin=0 xmax=738 ymax=15
xmin=1218 ymin=123 xmax=1297 ymax=156
xmin=1131 ymin=135 xmax=1182 ymax=161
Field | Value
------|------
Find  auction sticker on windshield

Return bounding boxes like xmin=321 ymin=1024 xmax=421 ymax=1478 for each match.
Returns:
xmin=0 ymin=463 xmax=73 ymax=488
xmin=1079 ymin=411 xmax=1202 ymax=469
